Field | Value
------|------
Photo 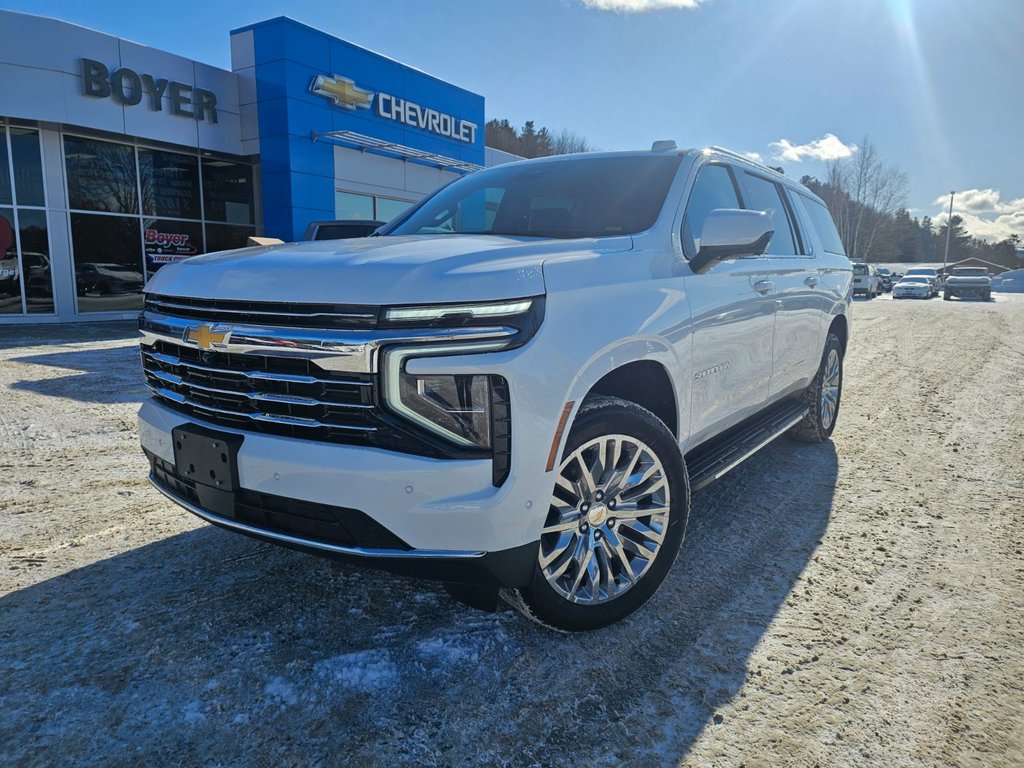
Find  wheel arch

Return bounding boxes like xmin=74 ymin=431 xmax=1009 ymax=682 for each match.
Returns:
xmin=583 ymin=360 xmax=679 ymax=438
xmin=828 ymin=312 xmax=849 ymax=357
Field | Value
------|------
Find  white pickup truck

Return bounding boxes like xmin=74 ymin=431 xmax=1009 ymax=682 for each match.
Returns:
xmin=138 ymin=145 xmax=853 ymax=631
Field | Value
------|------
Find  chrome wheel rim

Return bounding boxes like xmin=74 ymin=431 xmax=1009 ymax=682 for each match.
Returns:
xmin=820 ymin=348 xmax=841 ymax=429
xmin=539 ymin=434 xmax=671 ymax=605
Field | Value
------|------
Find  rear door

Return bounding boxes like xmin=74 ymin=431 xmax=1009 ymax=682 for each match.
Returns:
xmin=680 ymin=162 xmax=777 ymax=444
xmin=737 ymin=171 xmax=826 ymax=400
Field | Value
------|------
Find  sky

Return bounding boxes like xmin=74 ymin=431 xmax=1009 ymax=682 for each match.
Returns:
xmin=5 ymin=0 xmax=1023 ymax=241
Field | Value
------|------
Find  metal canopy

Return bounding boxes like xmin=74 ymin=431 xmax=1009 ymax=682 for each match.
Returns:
xmin=311 ymin=130 xmax=482 ymax=174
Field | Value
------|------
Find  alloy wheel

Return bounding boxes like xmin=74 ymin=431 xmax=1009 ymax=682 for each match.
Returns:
xmin=538 ymin=434 xmax=671 ymax=605
xmin=820 ymin=348 xmax=841 ymax=429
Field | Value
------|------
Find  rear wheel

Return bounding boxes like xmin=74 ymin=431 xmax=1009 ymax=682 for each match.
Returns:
xmin=789 ymin=332 xmax=843 ymax=443
xmin=503 ymin=397 xmax=689 ymax=632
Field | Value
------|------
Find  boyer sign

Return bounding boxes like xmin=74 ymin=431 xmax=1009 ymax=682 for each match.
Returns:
xmin=80 ymin=58 xmax=219 ymax=123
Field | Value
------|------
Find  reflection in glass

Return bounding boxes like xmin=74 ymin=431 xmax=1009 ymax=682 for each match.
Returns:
xmin=0 ymin=129 xmax=11 ymax=206
xmin=336 ymin=191 xmax=374 ymax=221
xmin=202 ymin=159 xmax=254 ymax=224
xmin=139 ymin=149 xmax=200 ymax=219
xmin=65 ymin=136 xmax=139 ymax=214
xmin=0 ymin=207 xmax=20 ymax=314
xmin=144 ymin=218 xmax=203 ymax=276
xmin=19 ymin=209 xmax=52 ymax=313
xmin=205 ymin=223 xmax=254 ymax=254
xmin=71 ymin=213 xmax=144 ymax=312
xmin=10 ymin=128 xmax=45 ymax=207
xmin=375 ymin=197 xmax=413 ymax=222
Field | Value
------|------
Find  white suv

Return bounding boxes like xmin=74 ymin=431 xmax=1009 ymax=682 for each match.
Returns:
xmin=138 ymin=145 xmax=852 ymax=631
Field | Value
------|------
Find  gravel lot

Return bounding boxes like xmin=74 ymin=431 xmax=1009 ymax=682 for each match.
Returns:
xmin=2 ymin=294 xmax=1022 ymax=767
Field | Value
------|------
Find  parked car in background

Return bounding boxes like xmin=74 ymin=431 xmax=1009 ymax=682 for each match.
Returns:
xmin=75 ymin=263 xmax=145 ymax=295
xmin=303 ymin=219 xmax=385 ymax=241
xmin=893 ymin=275 xmax=932 ymax=299
xmin=852 ymin=262 xmax=880 ymax=298
xmin=992 ymin=269 xmax=1024 ymax=293
xmin=905 ymin=267 xmax=940 ymax=297
xmin=875 ymin=267 xmax=893 ymax=292
xmin=944 ymin=267 xmax=992 ymax=301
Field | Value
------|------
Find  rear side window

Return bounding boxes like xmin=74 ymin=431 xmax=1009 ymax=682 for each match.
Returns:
xmin=741 ymin=173 xmax=798 ymax=255
xmin=801 ymin=195 xmax=845 ymax=255
xmin=681 ymin=164 xmax=741 ymax=258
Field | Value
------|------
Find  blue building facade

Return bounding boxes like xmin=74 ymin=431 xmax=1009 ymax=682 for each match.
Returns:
xmin=231 ymin=18 xmax=486 ymax=241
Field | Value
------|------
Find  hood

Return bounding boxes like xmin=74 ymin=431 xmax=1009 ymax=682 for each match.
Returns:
xmin=145 ymin=234 xmax=631 ymax=305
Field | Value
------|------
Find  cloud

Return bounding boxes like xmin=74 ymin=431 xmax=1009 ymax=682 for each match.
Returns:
xmin=769 ymin=134 xmax=858 ymax=162
xmin=579 ymin=0 xmax=705 ymax=11
xmin=932 ymin=188 xmax=1024 ymax=243
xmin=741 ymin=151 xmax=764 ymax=163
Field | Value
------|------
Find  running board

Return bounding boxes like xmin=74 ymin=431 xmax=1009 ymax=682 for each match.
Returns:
xmin=685 ymin=400 xmax=808 ymax=491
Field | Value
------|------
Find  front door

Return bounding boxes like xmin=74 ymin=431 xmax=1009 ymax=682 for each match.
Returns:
xmin=678 ymin=162 xmax=776 ymax=445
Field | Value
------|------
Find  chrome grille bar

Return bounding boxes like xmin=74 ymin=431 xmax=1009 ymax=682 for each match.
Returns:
xmin=149 ymin=386 xmax=377 ymax=433
xmin=143 ymin=350 xmax=371 ymax=387
xmin=145 ymin=369 xmax=373 ymax=409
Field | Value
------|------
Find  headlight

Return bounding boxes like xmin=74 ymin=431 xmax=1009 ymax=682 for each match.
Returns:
xmin=384 ymin=299 xmax=533 ymax=324
xmin=384 ymin=341 xmax=509 ymax=449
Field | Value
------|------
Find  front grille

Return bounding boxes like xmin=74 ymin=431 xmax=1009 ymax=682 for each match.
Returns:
xmin=145 ymin=293 xmax=382 ymax=329
xmin=142 ymin=339 xmax=379 ymax=444
xmin=150 ymin=454 xmax=410 ymax=550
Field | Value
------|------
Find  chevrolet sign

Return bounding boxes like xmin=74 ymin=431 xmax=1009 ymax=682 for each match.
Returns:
xmin=310 ymin=74 xmax=478 ymax=144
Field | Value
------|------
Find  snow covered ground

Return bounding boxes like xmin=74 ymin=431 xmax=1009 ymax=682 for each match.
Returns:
xmin=1 ymin=296 xmax=1022 ymax=767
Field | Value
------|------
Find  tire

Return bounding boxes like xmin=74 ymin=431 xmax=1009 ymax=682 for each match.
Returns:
xmin=502 ymin=396 xmax=689 ymax=632
xmin=944 ymin=292 xmax=951 ymax=301
xmin=789 ymin=332 xmax=843 ymax=443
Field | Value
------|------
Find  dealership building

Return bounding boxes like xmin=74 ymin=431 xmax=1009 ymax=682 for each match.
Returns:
xmin=0 ymin=10 xmax=509 ymax=324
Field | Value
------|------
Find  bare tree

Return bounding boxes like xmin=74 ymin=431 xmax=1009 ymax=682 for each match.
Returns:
xmin=823 ymin=137 xmax=908 ymax=261
xmin=550 ymin=129 xmax=592 ymax=155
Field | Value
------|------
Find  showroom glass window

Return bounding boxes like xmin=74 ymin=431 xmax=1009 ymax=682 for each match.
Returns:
xmin=64 ymin=134 xmax=255 ymax=313
xmin=335 ymin=190 xmax=414 ymax=223
xmin=202 ymin=158 xmax=255 ymax=253
xmin=0 ymin=121 xmax=52 ymax=315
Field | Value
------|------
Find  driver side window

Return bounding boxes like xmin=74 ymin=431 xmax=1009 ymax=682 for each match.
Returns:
xmin=681 ymin=164 xmax=741 ymax=258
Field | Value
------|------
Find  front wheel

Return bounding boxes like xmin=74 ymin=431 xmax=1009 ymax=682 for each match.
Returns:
xmin=503 ymin=396 xmax=689 ymax=632
xmin=789 ymin=332 xmax=843 ymax=443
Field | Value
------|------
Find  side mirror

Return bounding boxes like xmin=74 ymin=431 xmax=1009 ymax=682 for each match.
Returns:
xmin=691 ymin=209 xmax=773 ymax=274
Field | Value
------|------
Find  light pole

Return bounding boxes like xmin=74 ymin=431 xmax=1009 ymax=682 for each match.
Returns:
xmin=942 ymin=191 xmax=955 ymax=278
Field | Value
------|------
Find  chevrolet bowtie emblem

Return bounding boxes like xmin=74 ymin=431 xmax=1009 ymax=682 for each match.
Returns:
xmin=310 ymin=74 xmax=374 ymax=110
xmin=184 ymin=324 xmax=228 ymax=350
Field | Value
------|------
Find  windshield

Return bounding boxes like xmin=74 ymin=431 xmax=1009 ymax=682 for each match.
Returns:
xmin=907 ymin=269 xmax=935 ymax=276
xmin=387 ymin=155 xmax=682 ymax=239
xmin=853 ymin=264 xmax=869 ymax=275
xmin=901 ymin=276 xmax=929 ymax=283
xmin=951 ymin=268 xmax=988 ymax=276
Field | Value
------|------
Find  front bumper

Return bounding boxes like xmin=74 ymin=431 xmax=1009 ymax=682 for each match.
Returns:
xmin=139 ymin=399 xmax=545 ymax=582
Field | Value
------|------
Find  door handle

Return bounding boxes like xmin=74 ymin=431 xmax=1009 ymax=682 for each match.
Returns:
xmin=754 ymin=280 xmax=774 ymax=295
xmin=804 ymin=276 xmax=820 ymax=287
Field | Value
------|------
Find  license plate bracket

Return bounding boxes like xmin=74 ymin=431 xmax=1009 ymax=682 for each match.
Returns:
xmin=172 ymin=424 xmax=243 ymax=492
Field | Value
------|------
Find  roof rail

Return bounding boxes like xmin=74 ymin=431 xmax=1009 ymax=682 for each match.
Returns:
xmin=705 ymin=146 xmax=786 ymax=177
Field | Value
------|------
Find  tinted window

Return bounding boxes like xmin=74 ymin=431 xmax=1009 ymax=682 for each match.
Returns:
xmin=951 ymin=268 xmax=988 ymax=276
xmin=314 ymin=223 xmax=379 ymax=240
xmin=19 ymin=209 xmax=52 ymax=313
xmin=681 ymin=164 xmax=741 ymax=257
xmin=853 ymin=264 xmax=868 ymax=275
xmin=70 ymin=213 xmax=144 ymax=313
xmin=205 ymin=223 xmax=255 ymax=253
xmin=144 ymin=218 xmax=203 ymax=275
xmin=140 ymin=149 xmax=201 ymax=219
xmin=389 ymin=155 xmax=682 ymax=239
xmin=0 ymin=208 xmax=19 ymax=314
xmin=336 ymin=191 xmax=375 ymax=220
xmin=65 ymin=136 xmax=139 ymax=214
xmin=0 ymin=129 xmax=10 ymax=206
xmin=743 ymin=173 xmax=797 ymax=255
xmin=801 ymin=195 xmax=845 ymax=255
xmin=202 ymin=159 xmax=254 ymax=225
xmin=10 ymin=128 xmax=45 ymax=207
